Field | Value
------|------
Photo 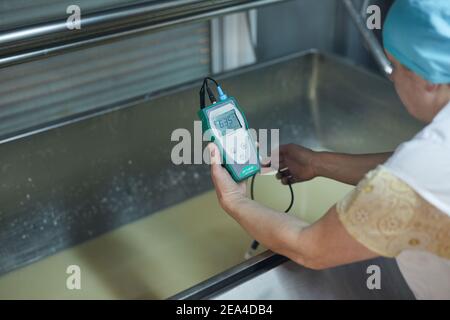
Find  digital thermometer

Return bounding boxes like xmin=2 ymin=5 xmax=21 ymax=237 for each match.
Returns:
xmin=198 ymin=80 xmax=260 ymax=182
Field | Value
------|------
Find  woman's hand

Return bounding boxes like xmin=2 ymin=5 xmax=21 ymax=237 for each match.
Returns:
xmin=274 ymin=144 xmax=318 ymax=185
xmin=208 ymin=143 xmax=247 ymax=211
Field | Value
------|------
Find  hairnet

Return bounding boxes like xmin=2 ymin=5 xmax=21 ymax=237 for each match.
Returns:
xmin=383 ymin=0 xmax=450 ymax=84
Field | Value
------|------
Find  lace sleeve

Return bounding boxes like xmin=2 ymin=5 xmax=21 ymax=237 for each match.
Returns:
xmin=336 ymin=166 xmax=450 ymax=259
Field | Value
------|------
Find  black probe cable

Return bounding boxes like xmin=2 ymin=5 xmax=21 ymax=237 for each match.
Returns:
xmin=200 ymin=77 xmax=219 ymax=108
xmin=246 ymin=171 xmax=294 ymax=257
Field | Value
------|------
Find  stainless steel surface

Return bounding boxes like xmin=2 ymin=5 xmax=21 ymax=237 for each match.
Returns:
xmin=343 ymin=0 xmax=393 ymax=76
xmin=206 ymin=256 xmax=414 ymax=299
xmin=0 ymin=22 xmax=210 ymax=141
xmin=170 ymin=252 xmax=288 ymax=299
xmin=0 ymin=50 xmax=423 ymax=277
xmin=361 ymin=0 xmax=371 ymax=17
xmin=172 ymin=253 xmax=414 ymax=299
xmin=255 ymin=0 xmax=338 ymax=63
xmin=0 ymin=0 xmax=291 ymax=68
xmin=0 ymin=1 xmax=153 ymax=31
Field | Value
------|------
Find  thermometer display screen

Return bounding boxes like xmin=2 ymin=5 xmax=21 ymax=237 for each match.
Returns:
xmin=213 ymin=110 xmax=242 ymax=135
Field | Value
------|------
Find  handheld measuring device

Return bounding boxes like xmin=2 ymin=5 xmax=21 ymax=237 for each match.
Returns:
xmin=198 ymin=78 xmax=260 ymax=182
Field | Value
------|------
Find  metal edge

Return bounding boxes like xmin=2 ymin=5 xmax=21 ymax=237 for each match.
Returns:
xmin=169 ymin=251 xmax=288 ymax=300
xmin=0 ymin=0 xmax=293 ymax=68
xmin=342 ymin=0 xmax=393 ymax=76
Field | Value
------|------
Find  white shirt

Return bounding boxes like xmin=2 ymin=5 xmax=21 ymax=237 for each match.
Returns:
xmin=384 ymin=102 xmax=450 ymax=215
xmin=384 ymin=101 xmax=450 ymax=300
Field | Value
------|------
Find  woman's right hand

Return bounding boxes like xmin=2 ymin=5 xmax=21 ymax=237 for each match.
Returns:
xmin=273 ymin=144 xmax=319 ymax=185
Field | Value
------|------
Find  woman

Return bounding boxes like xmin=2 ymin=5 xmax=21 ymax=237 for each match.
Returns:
xmin=208 ymin=0 xmax=450 ymax=299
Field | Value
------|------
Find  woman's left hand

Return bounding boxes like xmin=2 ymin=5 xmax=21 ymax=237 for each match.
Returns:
xmin=208 ymin=143 xmax=247 ymax=210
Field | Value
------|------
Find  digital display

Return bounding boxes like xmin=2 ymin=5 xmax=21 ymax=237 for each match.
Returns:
xmin=213 ymin=110 xmax=242 ymax=135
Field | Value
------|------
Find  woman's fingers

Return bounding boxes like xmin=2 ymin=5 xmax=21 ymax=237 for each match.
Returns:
xmin=276 ymin=167 xmax=290 ymax=180
xmin=208 ymin=144 xmax=228 ymax=182
xmin=281 ymin=175 xmax=294 ymax=185
xmin=208 ymin=142 xmax=241 ymax=188
xmin=275 ymin=167 xmax=294 ymax=185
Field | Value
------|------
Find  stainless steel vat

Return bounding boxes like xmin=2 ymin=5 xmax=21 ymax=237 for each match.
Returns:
xmin=0 ymin=50 xmax=422 ymax=299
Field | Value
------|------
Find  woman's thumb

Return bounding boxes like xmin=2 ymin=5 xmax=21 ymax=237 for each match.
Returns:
xmin=208 ymin=143 xmax=221 ymax=165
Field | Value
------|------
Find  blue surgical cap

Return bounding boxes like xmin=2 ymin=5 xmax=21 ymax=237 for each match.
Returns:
xmin=383 ymin=0 xmax=450 ymax=84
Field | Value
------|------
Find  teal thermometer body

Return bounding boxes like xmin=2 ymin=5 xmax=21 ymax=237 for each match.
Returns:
xmin=198 ymin=97 xmax=260 ymax=182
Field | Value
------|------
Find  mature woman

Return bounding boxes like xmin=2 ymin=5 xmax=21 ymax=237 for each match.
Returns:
xmin=208 ymin=0 xmax=450 ymax=299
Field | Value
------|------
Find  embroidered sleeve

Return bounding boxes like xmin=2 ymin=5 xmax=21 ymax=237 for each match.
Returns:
xmin=336 ymin=166 xmax=450 ymax=259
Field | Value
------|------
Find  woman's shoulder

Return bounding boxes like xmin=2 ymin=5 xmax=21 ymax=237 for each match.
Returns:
xmin=415 ymin=101 xmax=450 ymax=145
xmin=337 ymin=165 xmax=450 ymax=260
xmin=383 ymin=103 xmax=450 ymax=216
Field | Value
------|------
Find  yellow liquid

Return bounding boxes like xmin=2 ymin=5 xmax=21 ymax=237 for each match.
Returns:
xmin=0 ymin=176 xmax=352 ymax=299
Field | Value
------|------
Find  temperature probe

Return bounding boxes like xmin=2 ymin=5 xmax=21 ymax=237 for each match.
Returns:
xmin=198 ymin=77 xmax=260 ymax=182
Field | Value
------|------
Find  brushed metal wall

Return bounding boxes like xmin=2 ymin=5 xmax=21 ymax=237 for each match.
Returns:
xmin=0 ymin=21 xmax=210 ymax=139
xmin=256 ymin=0 xmax=395 ymax=73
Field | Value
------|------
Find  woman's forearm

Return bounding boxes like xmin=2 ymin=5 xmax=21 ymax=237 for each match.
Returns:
xmin=314 ymin=152 xmax=392 ymax=185
xmin=223 ymin=197 xmax=311 ymax=264
xmin=208 ymin=142 xmax=378 ymax=269
xmin=223 ymin=198 xmax=378 ymax=269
